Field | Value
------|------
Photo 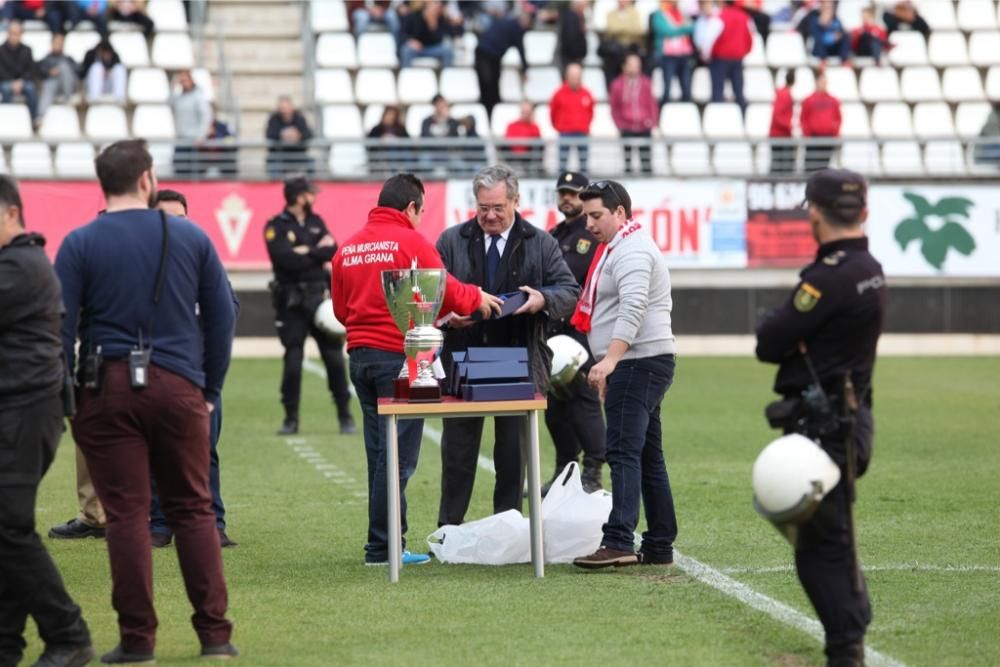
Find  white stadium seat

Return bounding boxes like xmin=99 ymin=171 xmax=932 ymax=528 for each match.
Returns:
xmin=590 ymin=103 xmax=618 ymax=138
xmin=924 ymin=141 xmax=968 ymax=174
xmin=839 ymin=142 xmax=882 ymax=175
xmin=11 ymin=143 xmax=53 ymax=177
xmin=362 ymin=104 xmax=384 ymax=132
xmin=671 ymin=143 xmax=711 ymax=175
xmin=929 ymin=32 xmax=970 ymax=67
xmin=583 ymin=68 xmax=606 ymax=102
xmin=968 ymin=31 xmax=1000 ymax=66
xmin=871 ymin=102 xmax=913 ymax=139
xmin=85 ymin=104 xmax=129 ymax=141
xmin=955 ymin=102 xmax=992 ymax=138
xmin=913 ymin=102 xmax=956 ymax=139
xmin=128 ymin=67 xmax=170 ymax=104
xmin=957 ymin=0 xmax=998 ymax=30
xmin=859 ymin=67 xmax=900 ymax=102
xmin=440 ymin=68 xmax=480 ymax=103
xmin=703 ymin=103 xmax=745 ymax=139
xmin=316 ymin=33 xmax=358 ymax=69
xmin=744 ymin=103 xmax=773 ymax=140
xmin=766 ymin=31 xmax=807 ymax=68
xmin=525 ymin=31 xmax=558 ymax=67
xmin=916 ymin=0 xmax=958 ymax=30
xmin=404 ymin=103 xmax=432 ymax=137
xmin=840 ymin=103 xmax=872 ymax=138
xmin=314 ymin=69 xmax=355 ymax=104
xmin=690 ymin=67 xmax=712 ymax=103
xmin=590 ymin=105 xmax=624 ymax=175
xmin=329 ymin=142 xmax=367 ymax=176
xmin=745 ymin=32 xmax=766 ymax=67
xmin=148 ymin=142 xmax=174 ymax=176
xmin=132 ymin=104 xmax=176 ymax=140
xmin=499 ymin=68 xmax=523 ymax=102
xmin=882 ymin=142 xmax=924 ymax=175
xmin=63 ymin=31 xmax=101 ymax=63
xmin=39 ymin=105 xmax=81 ymax=140
xmin=659 ymin=103 xmax=702 ymax=137
xmin=584 ymin=31 xmax=601 ymax=67
xmin=490 ymin=103 xmax=521 ymax=137
xmin=358 ymin=33 xmax=399 ymax=68
xmin=942 ymin=66 xmax=986 ymax=102
xmin=147 ymin=0 xmax=189 ymax=31
xmin=986 ymin=65 xmax=1000 ymax=98
xmin=0 ymin=104 xmax=34 ymax=141
xmin=151 ymin=33 xmax=192 ymax=69
xmin=354 ymin=68 xmax=398 ymax=106
xmin=532 ymin=103 xmax=558 ymax=139
xmin=592 ymin=0 xmax=615 ymax=31
xmin=451 ymin=103 xmax=490 ymax=137
xmin=824 ymin=67 xmax=858 ymax=102
xmin=398 ymin=68 xmax=438 ymax=105
xmin=790 ymin=67 xmax=816 ymax=101
xmin=836 ymin=0 xmax=868 ymax=31
xmin=523 ymin=67 xmax=561 ymax=104
xmin=888 ymin=32 xmax=928 ymax=66
xmin=713 ymin=143 xmax=754 ymax=175
xmin=322 ymin=104 xmax=364 ymax=139
xmin=900 ymin=67 xmax=942 ymax=102
xmin=191 ymin=68 xmax=215 ymax=103
xmin=112 ymin=31 xmax=151 ymax=68
xmin=21 ymin=30 xmax=52 ymax=59
xmin=311 ymin=0 xmax=349 ymax=32
xmin=744 ymin=68 xmax=775 ymax=103
xmin=55 ymin=143 xmax=97 ymax=178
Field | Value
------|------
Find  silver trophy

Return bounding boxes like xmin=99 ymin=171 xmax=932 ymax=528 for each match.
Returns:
xmin=381 ymin=266 xmax=448 ymax=402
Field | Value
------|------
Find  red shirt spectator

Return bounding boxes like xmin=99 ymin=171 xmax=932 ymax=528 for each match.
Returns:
xmin=609 ymin=64 xmax=658 ymax=133
xmin=769 ymin=77 xmax=794 ymax=138
xmin=801 ymin=88 xmax=841 ymax=137
xmin=711 ymin=2 xmax=753 ymax=60
xmin=549 ymin=67 xmax=595 ymax=135
xmin=505 ymin=102 xmax=542 ymax=155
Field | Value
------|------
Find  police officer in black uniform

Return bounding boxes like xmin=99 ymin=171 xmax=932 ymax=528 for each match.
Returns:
xmin=756 ymin=169 xmax=887 ymax=667
xmin=545 ymin=171 xmax=607 ymax=493
xmin=265 ymin=177 xmax=354 ymax=436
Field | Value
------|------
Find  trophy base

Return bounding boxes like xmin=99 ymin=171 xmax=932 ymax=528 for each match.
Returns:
xmin=393 ymin=378 xmax=410 ymax=400
xmin=407 ymin=384 xmax=442 ymax=403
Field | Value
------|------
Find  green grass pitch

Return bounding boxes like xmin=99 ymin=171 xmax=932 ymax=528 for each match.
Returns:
xmin=27 ymin=357 xmax=1000 ymax=666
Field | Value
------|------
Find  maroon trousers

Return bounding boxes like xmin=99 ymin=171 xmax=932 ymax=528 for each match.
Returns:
xmin=71 ymin=362 xmax=231 ymax=653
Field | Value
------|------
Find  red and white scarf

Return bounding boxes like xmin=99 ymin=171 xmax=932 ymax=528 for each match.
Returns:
xmin=570 ymin=220 xmax=642 ymax=333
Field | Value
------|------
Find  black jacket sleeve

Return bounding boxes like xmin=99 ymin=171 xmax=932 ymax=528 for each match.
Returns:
xmin=755 ymin=269 xmax=843 ymax=363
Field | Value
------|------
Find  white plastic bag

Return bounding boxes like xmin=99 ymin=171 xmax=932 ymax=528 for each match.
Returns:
xmin=427 ymin=510 xmax=530 ymax=565
xmin=541 ymin=462 xmax=613 ymax=563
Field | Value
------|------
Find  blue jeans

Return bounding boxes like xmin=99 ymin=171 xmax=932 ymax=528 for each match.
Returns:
xmin=709 ymin=58 xmax=746 ymax=111
xmin=349 ymin=347 xmax=424 ymax=562
xmin=150 ymin=398 xmax=226 ymax=534
xmin=400 ymin=42 xmax=454 ymax=68
xmin=0 ymin=80 xmax=38 ymax=120
xmin=659 ymin=55 xmax=693 ymax=104
xmin=558 ymin=132 xmax=589 ymax=173
xmin=352 ymin=7 xmax=402 ymax=45
xmin=601 ymin=354 xmax=677 ymax=559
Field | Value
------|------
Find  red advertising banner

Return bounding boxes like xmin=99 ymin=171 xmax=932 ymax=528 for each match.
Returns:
xmin=745 ymin=180 xmax=817 ymax=268
xmin=19 ymin=181 xmax=448 ymax=270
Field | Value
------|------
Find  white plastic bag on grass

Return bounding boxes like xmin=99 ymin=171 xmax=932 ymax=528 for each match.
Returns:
xmin=427 ymin=510 xmax=530 ymax=565
xmin=541 ymin=462 xmax=613 ymax=563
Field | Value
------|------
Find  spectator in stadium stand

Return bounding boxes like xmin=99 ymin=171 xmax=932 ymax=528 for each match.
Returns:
xmin=474 ymin=9 xmax=532 ymax=116
xmin=503 ymin=101 xmax=543 ymax=176
xmin=1 ymin=0 xmax=64 ymax=34
xmin=800 ymin=69 xmax=841 ymax=173
xmin=201 ymin=112 xmax=238 ymax=177
xmin=734 ymin=0 xmax=769 ymax=43
xmin=610 ymin=53 xmax=657 ymax=175
xmin=399 ymin=0 xmax=461 ymax=69
xmin=36 ymin=32 xmax=78 ymax=118
xmin=708 ymin=0 xmax=753 ymax=111
xmin=692 ymin=0 xmax=723 ymax=64
xmin=109 ymin=0 xmax=155 ymax=38
xmin=882 ymin=0 xmax=930 ymax=40
xmin=807 ymin=0 xmax=849 ymax=62
xmin=0 ymin=21 xmax=39 ymax=123
xmin=83 ymin=39 xmax=126 ymax=104
xmin=348 ymin=1 xmax=402 ymax=44
xmin=65 ymin=0 xmax=110 ymax=37
xmin=597 ymin=0 xmax=647 ymax=94
xmin=419 ymin=93 xmax=461 ymax=173
xmin=367 ymin=105 xmax=411 ymax=176
xmin=651 ymin=0 xmax=695 ymax=104
xmin=550 ymin=62 xmax=595 ymax=174
xmin=851 ymin=6 xmax=889 ymax=64
xmin=457 ymin=114 xmax=488 ymax=172
xmin=170 ymin=69 xmax=212 ymax=177
xmin=769 ymin=69 xmax=796 ymax=175
xmin=265 ymin=95 xmax=314 ymax=177
xmin=557 ymin=0 xmax=588 ymax=73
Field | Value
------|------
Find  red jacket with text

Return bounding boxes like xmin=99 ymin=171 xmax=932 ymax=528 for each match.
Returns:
xmin=801 ymin=91 xmax=842 ymax=137
xmin=332 ymin=207 xmax=481 ymax=354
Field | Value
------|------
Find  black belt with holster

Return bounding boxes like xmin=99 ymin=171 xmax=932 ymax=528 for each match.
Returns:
xmin=269 ymin=280 xmax=327 ymax=312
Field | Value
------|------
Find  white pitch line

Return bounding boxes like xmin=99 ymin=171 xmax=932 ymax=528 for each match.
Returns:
xmin=722 ymin=564 xmax=1000 ymax=574
xmin=417 ymin=425 xmax=907 ymax=667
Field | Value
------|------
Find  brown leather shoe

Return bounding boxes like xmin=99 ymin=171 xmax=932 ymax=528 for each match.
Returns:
xmin=573 ymin=546 xmax=639 ymax=569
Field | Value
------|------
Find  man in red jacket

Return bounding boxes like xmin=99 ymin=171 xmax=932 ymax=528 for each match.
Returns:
xmin=550 ymin=62 xmax=595 ymax=173
xmin=709 ymin=0 xmax=754 ymax=111
xmin=801 ymin=69 xmax=842 ymax=172
xmin=769 ymin=69 xmax=795 ymax=174
xmin=332 ymin=173 xmax=501 ymax=566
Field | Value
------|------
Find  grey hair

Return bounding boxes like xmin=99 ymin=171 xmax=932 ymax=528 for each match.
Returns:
xmin=472 ymin=164 xmax=519 ymax=201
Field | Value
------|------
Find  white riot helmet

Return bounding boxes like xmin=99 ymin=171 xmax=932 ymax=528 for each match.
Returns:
xmin=547 ymin=335 xmax=588 ymax=387
xmin=313 ymin=298 xmax=346 ymax=338
xmin=752 ymin=433 xmax=841 ymax=526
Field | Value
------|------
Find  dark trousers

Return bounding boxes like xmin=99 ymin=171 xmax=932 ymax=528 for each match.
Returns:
xmin=855 ymin=32 xmax=884 ymax=63
xmin=349 ymin=348 xmax=423 ymax=561
xmin=813 ymin=36 xmax=851 ymax=62
xmin=558 ymin=132 xmax=589 ymax=173
xmin=621 ymin=129 xmax=652 ymax=174
xmin=709 ymin=58 xmax=746 ymax=111
xmin=275 ymin=303 xmax=352 ymax=423
xmin=0 ymin=396 xmax=91 ymax=666
xmin=659 ymin=55 xmax=693 ymax=103
xmin=601 ymin=354 xmax=677 ymax=560
xmin=795 ymin=407 xmax=874 ymax=660
xmin=805 ymin=144 xmax=836 ymax=173
xmin=64 ymin=2 xmax=108 ymax=35
xmin=150 ymin=399 xmax=226 ymax=535
xmin=545 ymin=373 xmax=606 ymax=475
xmin=109 ymin=8 xmax=155 ymax=37
xmin=770 ymin=143 xmax=797 ymax=174
xmin=173 ymin=145 xmax=205 ymax=178
xmin=71 ymin=362 xmax=231 ymax=653
xmin=474 ymin=48 xmax=502 ymax=116
xmin=2 ymin=3 xmax=64 ymax=33
xmin=439 ymin=415 xmax=524 ymax=526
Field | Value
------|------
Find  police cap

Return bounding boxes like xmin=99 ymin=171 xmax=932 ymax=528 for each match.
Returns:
xmin=804 ymin=168 xmax=867 ymax=217
xmin=555 ymin=171 xmax=588 ymax=192
xmin=283 ymin=176 xmax=318 ymax=203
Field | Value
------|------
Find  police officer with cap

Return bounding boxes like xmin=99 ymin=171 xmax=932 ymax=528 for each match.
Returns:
xmin=755 ymin=168 xmax=887 ymax=667
xmin=545 ymin=171 xmax=606 ymax=493
xmin=264 ymin=177 xmax=354 ymax=435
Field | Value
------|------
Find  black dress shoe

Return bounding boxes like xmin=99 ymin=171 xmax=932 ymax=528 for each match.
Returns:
xmin=200 ymin=642 xmax=239 ymax=659
xmin=276 ymin=418 xmax=298 ymax=435
xmin=49 ymin=519 xmax=105 ymax=539
xmin=218 ymin=530 xmax=238 ymax=548
xmin=31 ymin=643 xmax=96 ymax=667
xmin=99 ymin=644 xmax=154 ymax=664
xmin=339 ymin=417 xmax=357 ymax=435
xmin=151 ymin=533 xmax=172 ymax=548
